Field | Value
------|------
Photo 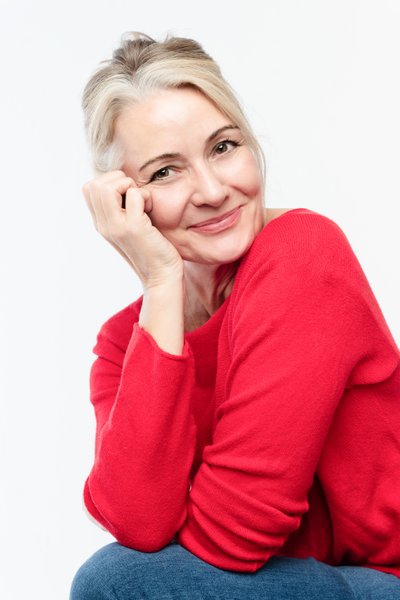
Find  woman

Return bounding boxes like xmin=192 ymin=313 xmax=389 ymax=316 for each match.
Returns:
xmin=70 ymin=31 xmax=400 ymax=599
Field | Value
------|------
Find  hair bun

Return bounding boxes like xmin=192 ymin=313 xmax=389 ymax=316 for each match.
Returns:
xmin=119 ymin=31 xmax=156 ymax=44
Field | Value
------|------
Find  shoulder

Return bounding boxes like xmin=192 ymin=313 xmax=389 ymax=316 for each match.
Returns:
xmin=242 ymin=208 xmax=355 ymax=274
xmin=266 ymin=207 xmax=350 ymax=251
xmin=231 ymin=207 xmax=365 ymax=309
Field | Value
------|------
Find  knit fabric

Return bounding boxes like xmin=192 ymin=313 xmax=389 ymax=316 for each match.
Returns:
xmin=83 ymin=208 xmax=400 ymax=576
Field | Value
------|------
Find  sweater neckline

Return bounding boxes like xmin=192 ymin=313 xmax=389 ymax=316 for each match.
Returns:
xmin=184 ymin=207 xmax=311 ymax=341
xmin=184 ymin=293 xmax=230 ymax=341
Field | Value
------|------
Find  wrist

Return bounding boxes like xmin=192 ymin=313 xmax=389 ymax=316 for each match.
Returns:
xmin=143 ymin=272 xmax=184 ymax=294
xmin=139 ymin=277 xmax=185 ymax=356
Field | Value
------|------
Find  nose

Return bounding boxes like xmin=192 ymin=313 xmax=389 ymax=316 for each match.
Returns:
xmin=189 ymin=162 xmax=229 ymax=207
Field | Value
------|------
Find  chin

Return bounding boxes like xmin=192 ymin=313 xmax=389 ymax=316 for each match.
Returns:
xmin=197 ymin=236 xmax=256 ymax=265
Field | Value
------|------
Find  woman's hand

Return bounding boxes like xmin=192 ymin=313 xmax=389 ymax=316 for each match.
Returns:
xmin=82 ymin=170 xmax=184 ymax=289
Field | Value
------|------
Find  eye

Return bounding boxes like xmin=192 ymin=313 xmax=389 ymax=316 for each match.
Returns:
xmin=148 ymin=167 xmax=173 ymax=183
xmin=214 ymin=139 xmax=241 ymax=155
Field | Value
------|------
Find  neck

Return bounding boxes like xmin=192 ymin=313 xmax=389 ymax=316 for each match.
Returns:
xmin=183 ymin=259 xmax=240 ymax=318
xmin=182 ymin=207 xmax=270 ymax=327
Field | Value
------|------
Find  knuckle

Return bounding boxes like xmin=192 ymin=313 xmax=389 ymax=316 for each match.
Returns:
xmin=91 ymin=180 xmax=102 ymax=192
xmin=82 ymin=182 xmax=91 ymax=196
xmin=103 ymin=182 xmax=114 ymax=192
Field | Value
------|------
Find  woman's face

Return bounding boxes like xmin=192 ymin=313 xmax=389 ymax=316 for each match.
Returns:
xmin=114 ymin=87 xmax=265 ymax=265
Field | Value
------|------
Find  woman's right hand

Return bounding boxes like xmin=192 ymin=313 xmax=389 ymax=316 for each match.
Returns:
xmin=82 ymin=170 xmax=184 ymax=289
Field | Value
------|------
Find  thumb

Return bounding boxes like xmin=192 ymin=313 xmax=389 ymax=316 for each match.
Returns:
xmin=141 ymin=188 xmax=153 ymax=214
xmin=121 ymin=187 xmax=152 ymax=212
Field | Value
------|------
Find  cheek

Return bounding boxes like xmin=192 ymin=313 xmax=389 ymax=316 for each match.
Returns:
xmin=229 ymin=152 xmax=262 ymax=196
xmin=147 ymin=181 xmax=189 ymax=229
xmin=219 ymin=148 xmax=262 ymax=196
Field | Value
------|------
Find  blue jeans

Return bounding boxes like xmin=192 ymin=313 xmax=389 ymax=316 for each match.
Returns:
xmin=69 ymin=541 xmax=400 ymax=599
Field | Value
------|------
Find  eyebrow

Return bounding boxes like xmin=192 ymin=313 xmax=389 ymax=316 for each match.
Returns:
xmin=138 ymin=124 xmax=240 ymax=173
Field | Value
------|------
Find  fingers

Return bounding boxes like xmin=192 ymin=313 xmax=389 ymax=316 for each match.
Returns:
xmin=81 ymin=170 xmax=153 ymax=253
xmin=82 ymin=170 xmax=120 ymax=229
xmin=123 ymin=186 xmax=153 ymax=226
xmin=82 ymin=170 xmax=134 ymax=237
xmin=82 ymin=170 xmax=182 ymax=284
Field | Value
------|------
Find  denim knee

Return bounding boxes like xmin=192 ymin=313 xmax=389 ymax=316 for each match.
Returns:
xmin=69 ymin=543 xmax=119 ymax=600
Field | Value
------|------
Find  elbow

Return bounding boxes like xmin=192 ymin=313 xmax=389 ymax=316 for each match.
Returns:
xmin=84 ymin=476 xmax=182 ymax=551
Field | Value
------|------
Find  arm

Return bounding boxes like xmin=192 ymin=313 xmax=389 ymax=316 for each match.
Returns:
xmin=138 ymin=277 xmax=185 ymax=355
xmin=81 ymin=170 xmax=193 ymax=547
xmin=83 ymin=279 xmax=197 ymax=550
xmin=175 ymin=215 xmax=400 ymax=572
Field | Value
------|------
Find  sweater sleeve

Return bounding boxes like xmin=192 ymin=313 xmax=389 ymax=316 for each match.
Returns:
xmin=175 ymin=214 xmax=400 ymax=572
xmin=83 ymin=318 xmax=198 ymax=550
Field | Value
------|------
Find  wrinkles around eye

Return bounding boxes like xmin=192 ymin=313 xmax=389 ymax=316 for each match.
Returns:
xmin=150 ymin=167 xmax=173 ymax=182
xmin=147 ymin=139 xmax=241 ymax=184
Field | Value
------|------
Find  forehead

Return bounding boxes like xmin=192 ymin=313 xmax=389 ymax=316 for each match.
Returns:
xmin=114 ymin=87 xmax=229 ymax=150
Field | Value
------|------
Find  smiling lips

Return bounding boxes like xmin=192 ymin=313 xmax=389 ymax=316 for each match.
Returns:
xmin=190 ymin=206 xmax=242 ymax=232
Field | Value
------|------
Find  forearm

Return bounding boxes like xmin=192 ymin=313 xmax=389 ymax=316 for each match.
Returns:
xmin=139 ymin=276 xmax=185 ymax=355
xmin=86 ymin=318 xmax=197 ymax=549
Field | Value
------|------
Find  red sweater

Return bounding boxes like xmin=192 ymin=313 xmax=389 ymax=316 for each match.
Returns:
xmin=83 ymin=208 xmax=400 ymax=576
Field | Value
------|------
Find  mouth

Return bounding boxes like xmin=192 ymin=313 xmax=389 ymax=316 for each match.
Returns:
xmin=189 ymin=206 xmax=242 ymax=233
xmin=190 ymin=206 xmax=242 ymax=228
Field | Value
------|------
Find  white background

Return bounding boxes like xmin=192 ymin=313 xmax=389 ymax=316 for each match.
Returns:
xmin=1 ymin=1 xmax=399 ymax=598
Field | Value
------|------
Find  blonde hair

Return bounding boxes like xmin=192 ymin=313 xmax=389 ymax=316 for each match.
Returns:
xmin=81 ymin=31 xmax=266 ymax=193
